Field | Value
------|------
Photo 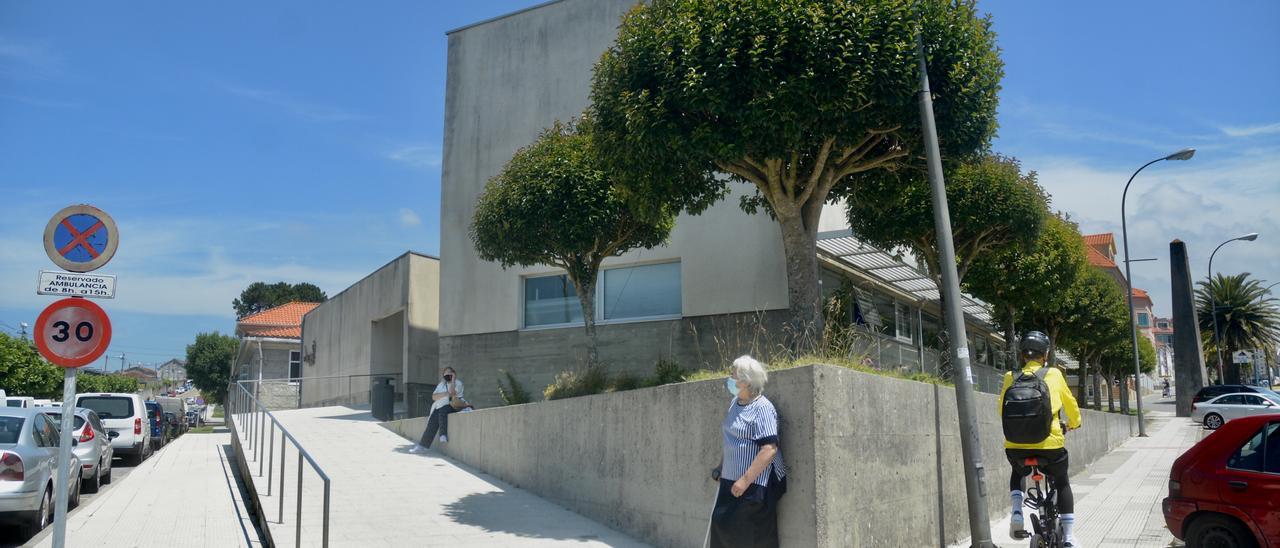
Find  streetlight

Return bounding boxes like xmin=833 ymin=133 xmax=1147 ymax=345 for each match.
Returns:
xmin=1208 ymin=232 xmax=1259 ymax=384
xmin=1121 ymin=147 xmax=1195 ymax=437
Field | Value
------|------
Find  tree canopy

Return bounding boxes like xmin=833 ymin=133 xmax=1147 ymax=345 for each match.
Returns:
xmin=185 ymin=331 xmax=238 ymax=404
xmin=470 ymin=120 xmax=674 ymax=363
xmin=590 ymin=0 xmax=1004 ymax=342
xmin=848 ymin=154 xmax=1047 ymax=286
xmin=0 ymin=333 xmax=62 ymax=398
xmin=233 ymin=282 xmax=327 ymax=318
xmin=1196 ymin=272 xmax=1280 ymax=384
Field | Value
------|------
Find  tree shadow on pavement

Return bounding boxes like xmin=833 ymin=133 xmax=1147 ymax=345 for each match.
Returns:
xmin=442 ymin=491 xmax=608 ymax=543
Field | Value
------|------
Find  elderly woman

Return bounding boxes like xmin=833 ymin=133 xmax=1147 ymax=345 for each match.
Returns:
xmin=409 ymin=367 xmax=465 ymax=453
xmin=709 ymin=356 xmax=787 ymax=548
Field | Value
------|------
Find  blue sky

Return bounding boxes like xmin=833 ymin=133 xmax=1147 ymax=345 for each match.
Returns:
xmin=1 ymin=0 xmax=1277 ymax=366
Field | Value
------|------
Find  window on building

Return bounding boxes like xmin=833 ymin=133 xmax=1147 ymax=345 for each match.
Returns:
xmin=289 ymin=350 xmax=302 ymax=382
xmin=524 ymin=274 xmax=584 ymax=327
xmin=603 ymin=262 xmax=681 ymax=320
xmin=1137 ymin=312 xmax=1150 ymax=327
xmin=974 ymin=336 xmax=991 ymax=366
xmin=1157 ymin=321 xmax=1170 ymax=329
xmin=524 ymin=262 xmax=682 ymax=328
xmin=871 ymin=293 xmax=896 ymax=337
xmin=921 ymin=312 xmax=942 ymax=351
xmin=894 ymin=302 xmax=914 ymax=342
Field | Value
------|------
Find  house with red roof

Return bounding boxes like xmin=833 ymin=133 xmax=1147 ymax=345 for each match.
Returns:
xmin=234 ymin=301 xmax=320 ymax=383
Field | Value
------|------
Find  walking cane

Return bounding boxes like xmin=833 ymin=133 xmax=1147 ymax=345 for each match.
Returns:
xmin=703 ymin=467 xmax=721 ymax=548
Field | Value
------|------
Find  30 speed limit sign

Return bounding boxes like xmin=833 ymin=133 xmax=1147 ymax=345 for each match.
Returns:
xmin=34 ymin=298 xmax=112 ymax=368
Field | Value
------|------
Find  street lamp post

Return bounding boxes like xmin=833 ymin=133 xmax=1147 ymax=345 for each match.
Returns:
xmin=1208 ymin=233 xmax=1259 ymax=384
xmin=1262 ymin=281 xmax=1279 ymax=388
xmin=1121 ymin=148 xmax=1195 ymax=437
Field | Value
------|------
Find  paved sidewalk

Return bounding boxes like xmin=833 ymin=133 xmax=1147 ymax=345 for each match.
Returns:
xmin=235 ymin=405 xmax=648 ymax=547
xmin=952 ymin=396 xmax=1205 ymax=547
xmin=32 ymin=430 xmax=262 ymax=548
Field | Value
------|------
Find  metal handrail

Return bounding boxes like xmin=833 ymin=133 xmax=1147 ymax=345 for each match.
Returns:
xmin=228 ymin=381 xmax=331 ymax=548
xmin=240 ymin=372 xmax=404 ymax=410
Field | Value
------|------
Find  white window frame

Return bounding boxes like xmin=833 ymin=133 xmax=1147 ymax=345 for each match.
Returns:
xmin=288 ymin=350 xmax=301 ymax=384
xmin=521 ymin=260 xmax=682 ymax=331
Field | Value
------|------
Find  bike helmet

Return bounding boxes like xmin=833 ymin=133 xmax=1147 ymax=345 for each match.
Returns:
xmin=1020 ymin=331 xmax=1050 ymax=358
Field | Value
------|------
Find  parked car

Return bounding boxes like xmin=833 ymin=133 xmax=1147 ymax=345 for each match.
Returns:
xmin=1194 ymin=384 xmax=1280 ymax=404
xmin=185 ymin=409 xmax=204 ymax=428
xmin=1192 ymin=392 xmax=1280 ymax=429
xmin=0 ymin=408 xmax=82 ymax=537
xmin=144 ymin=402 xmax=167 ymax=450
xmin=1163 ymin=413 xmax=1280 ymax=548
xmin=74 ymin=393 xmax=152 ymax=465
xmin=44 ymin=408 xmax=114 ymax=493
xmin=162 ymin=412 xmax=183 ymax=439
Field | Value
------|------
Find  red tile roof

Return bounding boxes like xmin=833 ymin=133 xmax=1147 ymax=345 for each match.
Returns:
xmin=1131 ymin=287 xmax=1153 ymax=304
xmin=236 ymin=302 xmax=319 ymax=339
xmin=1086 ymin=246 xmax=1116 ymax=268
xmin=1083 ymin=233 xmax=1115 ymax=248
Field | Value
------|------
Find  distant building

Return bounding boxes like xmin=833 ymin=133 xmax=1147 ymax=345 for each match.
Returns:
xmin=156 ymin=359 xmax=187 ymax=384
xmin=1153 ymin=316 xmax=1174 ymax=378
xmin=233 ymin=302 xmax=319 ymax=383
xmin=119 ymin=366 xmax=158 ymax=384
xmin=1083 ymin=233 xmax=1126 ymax=286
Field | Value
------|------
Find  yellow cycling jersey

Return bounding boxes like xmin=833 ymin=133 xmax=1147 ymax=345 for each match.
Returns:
xmin=998 ymin=361 xmax=1082 ymax=450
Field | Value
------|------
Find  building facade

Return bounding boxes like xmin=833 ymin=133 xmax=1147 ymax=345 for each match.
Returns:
xmin=300 ymin=252 xmax=440 ymax=416
xmin=156 ymin=359 xmax=187 ymax=384
xmin=438 ymin=0 xmax=1008 ymax=406
xmin=234 ymin=302 xmax=317 ymax=384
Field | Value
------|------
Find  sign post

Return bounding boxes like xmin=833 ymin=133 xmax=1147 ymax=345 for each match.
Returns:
xmin=34 ymin=204 xmax=118 ymax=548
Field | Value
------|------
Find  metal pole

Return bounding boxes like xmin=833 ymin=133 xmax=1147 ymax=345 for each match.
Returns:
xmin=52 ymin=367 xmax=78 ymax=548
xmin=258 ymin=409 xmax=266 ymax=476
xmin=1121 ymin=159 xmax=1162 ymax=437
xmin=1208 ymin=242 xmax=1229 ymax=384
xmin=916 ymin=34 xmax=994 ymax=548
xmin=267 ymin=421 xmax=275 ymax=495
xmin=296 ymin=452 xmax=303 ymax=548
xmin=279 ymin=435 xmax=287 ymax=522
xmin=322 ymin=479 xmax=331 ymax=548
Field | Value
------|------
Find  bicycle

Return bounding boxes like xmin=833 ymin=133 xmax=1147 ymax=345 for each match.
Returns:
xmin=1013 ymin=455 xmax=1064 ymax=548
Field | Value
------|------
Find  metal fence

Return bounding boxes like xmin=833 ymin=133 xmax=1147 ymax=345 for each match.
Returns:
xmin=228 ymin=381 xmax=331 ymax=548
xmin=239 ymin=372 xmax=405 ymax=412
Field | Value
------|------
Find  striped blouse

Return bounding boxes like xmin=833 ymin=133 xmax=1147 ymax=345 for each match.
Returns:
xmin=721 ymin=395 xmax=787 ymax=488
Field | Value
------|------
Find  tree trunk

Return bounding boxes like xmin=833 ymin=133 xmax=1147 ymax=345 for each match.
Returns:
xmin=1105 ymin=374 xmax=1115 ymax=412
xmin=1005 ymin=305 xmax=1018 ymax=371
xmin=574 ymin=278 xmax=599 ymax=367
xmin=778 ymin=215 xmax=823 ymax=351
xmin=1121 ymin=376 xmax=1132 ymax=414
xmin=1076 ymin=360 xmax=1087 ymax=406
xmin=1224 ymin=343 xmax=1241 ymax=384
xmin=1046 ymin=324 xmax=1058 ymax=367
xmin=1091 ymin=366 xmax=1102 ymax=410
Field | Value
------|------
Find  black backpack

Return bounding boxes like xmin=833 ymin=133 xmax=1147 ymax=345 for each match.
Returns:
xmin=1001 ymin=368 xmax=1053 ymax=444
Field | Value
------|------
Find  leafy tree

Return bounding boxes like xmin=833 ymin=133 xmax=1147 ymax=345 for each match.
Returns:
xmin=0 ymin=333 xmax=61 ymax=398
xmin=590 ymin=0 xmax=1003 ymax=343
xmin=1053 ymin=267 xmax=1129 ymax=408
xmin=77 ymin=372 xmax=139 ymax=394
xmin=1196 ymin=272 xmax=1280 ymax=384
xmin=185 ymin=332 xmax=238 ymax=404
xmin=233 ymin=282 xmax=327 ymax=318
xmin=848 ymin=154 xmax=1047 ymax=288
xmin=471 ymin=121 xmax=674 ymax=364
xmin=967 ymin=214 xmax=1088 ymax=368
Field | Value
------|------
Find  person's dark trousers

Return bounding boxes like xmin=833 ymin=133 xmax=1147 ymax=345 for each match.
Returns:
xmin=420 ymin=405 xmax=460 ymax=447
xmin=1006 ymin=448 xmax=1073 ymax=514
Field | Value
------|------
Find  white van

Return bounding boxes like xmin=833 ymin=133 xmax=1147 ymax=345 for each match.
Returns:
xmin=74 ymin=393 xmax=153 ymax=464
xmin=4 ymin=397 xmax=35 ymax=409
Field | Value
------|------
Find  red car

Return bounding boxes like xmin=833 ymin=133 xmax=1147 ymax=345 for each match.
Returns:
xmin=1163 ymin=413 xmax=1280 ymax=547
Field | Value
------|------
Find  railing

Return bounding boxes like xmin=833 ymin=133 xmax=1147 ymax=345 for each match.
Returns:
xmin=228 ymin=381 xmax=330 ymax=548
xmin=238 ymin=372 xmax=405 ymax=412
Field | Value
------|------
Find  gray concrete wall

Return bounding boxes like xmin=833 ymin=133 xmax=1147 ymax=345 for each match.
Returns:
xmin=383 ymin=364 xmax=1134 ymax=548
xmin=301 ymin=252 xmax=440 ymax=409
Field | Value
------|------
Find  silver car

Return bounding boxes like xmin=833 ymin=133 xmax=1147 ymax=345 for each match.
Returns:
xmin=0 ymin=408 xmax=82 ymax=537
xmin=45 ymin=407 xmax=115 ymax=493
xmin=1191 ymin=392 xmax=1280 ymax=429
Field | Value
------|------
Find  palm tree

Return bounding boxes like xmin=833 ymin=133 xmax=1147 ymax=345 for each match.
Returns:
xmin=1196 ymin=273 xmax=1280 ymax=384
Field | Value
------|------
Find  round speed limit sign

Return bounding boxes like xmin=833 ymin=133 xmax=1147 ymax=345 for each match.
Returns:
xmin=34 ymin=298 xmax=112 ymax=368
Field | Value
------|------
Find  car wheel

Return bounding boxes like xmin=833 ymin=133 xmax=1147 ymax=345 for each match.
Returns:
xmin=84 ymin=463 xmax=101 ymax=493
xmin=1204 ymin=413 xmax=1224 ymax=430
xmin=22 ymin=487 xmax=51 ymax=537
xmin=70 ymin=475 xmax=81 ymax=509
xmin=102 ymin=460 xmax=112 ymax=484
xmin=1186 ymin=514 xmax=1258 ymax=548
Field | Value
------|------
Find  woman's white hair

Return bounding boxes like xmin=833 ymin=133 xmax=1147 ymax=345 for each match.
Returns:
xmin=732 ymin=355 xmax=768 ymax=395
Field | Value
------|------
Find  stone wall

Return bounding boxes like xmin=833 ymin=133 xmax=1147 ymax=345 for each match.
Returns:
xmin=382 ymin=364 xmax=1134 ymax=547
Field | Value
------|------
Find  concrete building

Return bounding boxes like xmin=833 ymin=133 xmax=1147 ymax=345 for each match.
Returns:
xmin=438 ymin=0 xmax=1008 ymax=407
xmin=1154 ymin=316 xmax=1175 ymax=378
xmin=156 ymin=359 xmax=187 ymax=384
xmin=1084 ymin=233 xmax=1126 ymax=286
xmin=300 ymin=252 xmax=440 ymax=416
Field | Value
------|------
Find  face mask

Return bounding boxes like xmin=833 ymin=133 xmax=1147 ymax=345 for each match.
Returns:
xmin=726 ymin=377 xmax=739 ymax=396
xmin=443 ymin=374 xmax=454 ymax=383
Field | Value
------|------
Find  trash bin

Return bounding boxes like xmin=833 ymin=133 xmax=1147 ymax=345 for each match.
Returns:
xmin=371 ymin=378 xmax=395 ymax=421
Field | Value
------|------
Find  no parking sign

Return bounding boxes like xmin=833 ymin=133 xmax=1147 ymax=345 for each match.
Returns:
xmin=42 ymin=204 xmax=119 ymax=273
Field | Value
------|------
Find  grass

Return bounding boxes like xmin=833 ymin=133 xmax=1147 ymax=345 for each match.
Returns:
xmin=188 ymin=426 xmax=215 ymax=434
xmin=683 ymin=354 xmax=952 ymax=387
xmin=211 ymin=407 xmax=224 ymax=418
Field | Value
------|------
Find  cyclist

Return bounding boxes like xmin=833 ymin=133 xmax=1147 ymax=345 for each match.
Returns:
xmin=999 ymin=331 xmax=1082 ymax=546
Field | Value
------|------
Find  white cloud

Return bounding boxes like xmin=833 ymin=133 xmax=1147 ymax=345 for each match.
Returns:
xmin=386 ymin=143 xmax=442 ymax=170
xmin=1220 ymin=122 xmax=1280 ymax=138
xmin=216 ymin=81 xmax=365 ymax=122
xmin=1027 ymin=148 xmax=1280 ymax=317
xmin=399 ymin=208 xmax=422 ymax=227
